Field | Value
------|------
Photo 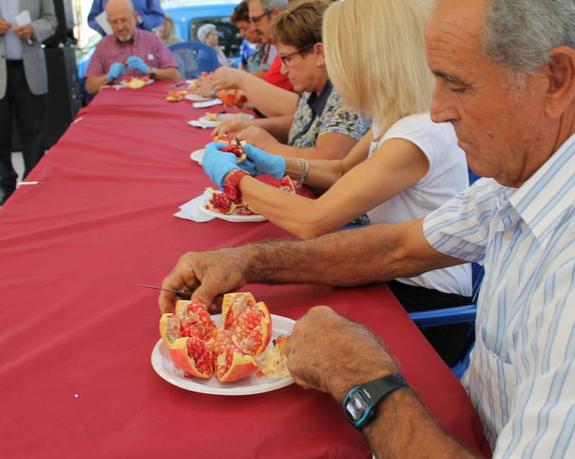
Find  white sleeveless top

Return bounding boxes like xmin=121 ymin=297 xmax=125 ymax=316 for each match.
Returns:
xmin=367 ymin=113 xmax=472 ymax=296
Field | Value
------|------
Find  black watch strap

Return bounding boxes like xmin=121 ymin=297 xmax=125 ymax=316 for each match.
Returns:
xmin=343 ymin=372 xmax=408 ymax=429
xmin=363 ymin=373 xmax=407 ymax=402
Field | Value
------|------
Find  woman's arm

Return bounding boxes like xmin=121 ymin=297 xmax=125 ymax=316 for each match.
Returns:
xmin=210 ymin=67 xmax=299 ymax=117
xmin=259 ymin=132 xmax=359 ymax=160
xmin=286 ymin=130 xmax=373 ymax=189
xmin=240 ymin=137 xmax=429 ymax=238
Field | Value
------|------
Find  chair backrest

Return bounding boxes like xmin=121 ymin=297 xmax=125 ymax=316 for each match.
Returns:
xmin=169 ymin=41 xmax=221 ymax=79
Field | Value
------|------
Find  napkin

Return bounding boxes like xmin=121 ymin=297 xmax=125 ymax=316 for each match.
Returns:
xmin=187 ymin=120 xmax=213 ymax=129
xmin=193 ymin=99 xmax=223 ymax=109
xmin=174 ymin=193 xmax=215 ymax=222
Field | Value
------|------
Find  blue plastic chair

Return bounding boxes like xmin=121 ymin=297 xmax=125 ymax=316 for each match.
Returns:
xmin=169 ymin=41 xmax=221 ymax=79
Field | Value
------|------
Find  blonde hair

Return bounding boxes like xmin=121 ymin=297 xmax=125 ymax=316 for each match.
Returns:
xmin=323 ymin=0 xmax=434 ymax=133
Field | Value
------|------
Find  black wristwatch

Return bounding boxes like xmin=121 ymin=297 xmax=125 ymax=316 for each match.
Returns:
xmin=149 ymin=67 xmax=158 ymax=80
xmin=343 ymin=373 xmax=408 ymax=429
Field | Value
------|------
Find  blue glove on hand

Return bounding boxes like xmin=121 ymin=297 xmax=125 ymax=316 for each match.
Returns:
xmin=243 ymin=144 xmax=286 ymax=178
xmin=127 ymin=55 xmax=149 ymax=75
xmin=202 ymin=142 xmax=245 ymax=189
xmin=107 ymin=62 xmax=125 ymax=81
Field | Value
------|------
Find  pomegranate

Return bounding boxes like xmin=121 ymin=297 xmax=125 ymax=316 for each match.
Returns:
xmin=159 ymin=293 xmax=273 ymax=383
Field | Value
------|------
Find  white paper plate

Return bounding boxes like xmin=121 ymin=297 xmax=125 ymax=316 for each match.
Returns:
xmin=198 ymin=190 xmax=266 ymax=222
xmin=184 ymin=93 xmax=211 ymax=102
xmin=197 ymin=113 xmax=255 ymax=128
xmin=190 ymin=148 xmax=205 ymax=163
xmin=151 ymin=314 xmax=295 ymax=395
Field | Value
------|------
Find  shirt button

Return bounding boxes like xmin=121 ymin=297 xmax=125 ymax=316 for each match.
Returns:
xmin=503 ymin=231 xmax=513 ymax=241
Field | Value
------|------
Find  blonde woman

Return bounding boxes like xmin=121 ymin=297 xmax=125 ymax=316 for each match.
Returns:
xmin=202 ymin=0 xmax=472 ymax=362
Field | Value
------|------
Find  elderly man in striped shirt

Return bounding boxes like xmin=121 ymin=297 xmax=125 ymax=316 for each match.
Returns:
xmin=158 ymin=0 xmax=575 ymax=456
xmin=85 ymin=0 xmax=178 ymax=93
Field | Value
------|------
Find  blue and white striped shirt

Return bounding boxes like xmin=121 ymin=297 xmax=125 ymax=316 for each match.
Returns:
xmin=424 ymin=134 xmax=575 ymax=457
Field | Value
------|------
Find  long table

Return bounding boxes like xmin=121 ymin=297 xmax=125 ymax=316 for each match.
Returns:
xmin=0 ymin=81 xmax=490 ymax=458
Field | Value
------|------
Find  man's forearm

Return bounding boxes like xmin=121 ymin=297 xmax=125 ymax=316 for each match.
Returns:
xmin=365 ymin=389 xmax=478 ymax=459
xmin=155 ymin=67 xmax=179 ymax=81
xmin=241 ymin=220 xmax=455 ymax=287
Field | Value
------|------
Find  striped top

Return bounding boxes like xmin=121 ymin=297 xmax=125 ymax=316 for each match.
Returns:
xmin=423 ymin=134 xmax=575 ymax=457
xmin=86 ymin=28 xmax=176 ymax=80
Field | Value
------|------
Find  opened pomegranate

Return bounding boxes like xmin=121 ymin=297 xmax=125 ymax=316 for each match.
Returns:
xmin=159 ymin=293 xmax=272 ymax=382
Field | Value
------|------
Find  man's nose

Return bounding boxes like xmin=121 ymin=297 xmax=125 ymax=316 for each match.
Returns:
xmin=430 ymin=85 xmax=458 ymax=123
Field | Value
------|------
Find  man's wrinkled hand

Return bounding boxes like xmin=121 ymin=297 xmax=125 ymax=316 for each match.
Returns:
xmin=12 ymin=24 xmax=33 ymax=41
xmin=0 ymin=19 xmax=12 ymax=35
xmin=284 ymin=306 xmax=398 ymax=401
xmin=158 ymin=249 xmax=251 ymax=313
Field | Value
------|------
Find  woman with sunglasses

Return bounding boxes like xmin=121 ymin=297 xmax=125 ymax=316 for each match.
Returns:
xmin=208 ymin=0 xmax=370 ymax=161
xmin=202 ymin=0 xmax=472 ymax=364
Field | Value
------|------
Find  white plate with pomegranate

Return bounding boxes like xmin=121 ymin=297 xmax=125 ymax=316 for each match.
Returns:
xmin=197 ymin=189 xmax=266 ymax=222
xmin=151 ymin=314 xmax=295 ymax=395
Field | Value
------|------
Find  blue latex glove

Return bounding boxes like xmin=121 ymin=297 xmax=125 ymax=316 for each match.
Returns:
xmin=202 ymin=142 xmax=245 ymax=189
xmin=126 ymin=55 xmax=149 ymax=75
xmin=107 ymin=62 xmax=125 ymax=81
xmin=243 ymin=144 xmax=286 ymax=178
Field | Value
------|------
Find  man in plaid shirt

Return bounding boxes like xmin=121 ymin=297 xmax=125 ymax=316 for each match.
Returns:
xmin=86 ymin=0 xmax=178 ymax=93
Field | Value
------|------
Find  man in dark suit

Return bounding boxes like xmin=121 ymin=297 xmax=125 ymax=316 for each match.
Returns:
xmin=0 ymin=0 xmax=57 ymax=205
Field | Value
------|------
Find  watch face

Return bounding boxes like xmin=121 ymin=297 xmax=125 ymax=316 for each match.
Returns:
xmin=345 ymin=390 xmax=370 ymax=421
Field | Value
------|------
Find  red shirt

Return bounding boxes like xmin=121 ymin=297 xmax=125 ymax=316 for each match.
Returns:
xmin=86 ymin=29 xmax=176 ymax=80
xmin=263 ymin=56 xmax=294 ymax=92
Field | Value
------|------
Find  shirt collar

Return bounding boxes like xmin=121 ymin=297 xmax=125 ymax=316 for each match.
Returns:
xmin=306 ymin=80 xmax=333 ymax=118
xmin=509 ymin=133 xmax=575 ymax=248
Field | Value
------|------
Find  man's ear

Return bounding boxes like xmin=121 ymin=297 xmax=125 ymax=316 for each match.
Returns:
xmin=543 ymin=46 xmax=575 ymax=119
xmin=315 ymin=42 xmax=325 ymax=67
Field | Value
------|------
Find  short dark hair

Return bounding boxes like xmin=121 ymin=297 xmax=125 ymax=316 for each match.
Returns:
xmin=230 ymin=1 xmax=250 ymax=23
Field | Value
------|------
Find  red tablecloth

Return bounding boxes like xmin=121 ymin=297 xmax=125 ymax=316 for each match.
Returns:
xmin=0 ymin=81 xmax=489 ymax=458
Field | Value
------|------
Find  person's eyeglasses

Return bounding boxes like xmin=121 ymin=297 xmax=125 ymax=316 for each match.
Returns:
xmin=249 ymin=11 xmax=270 ymax=24
xmin=279 ymin=44 xmax=315 ymax=67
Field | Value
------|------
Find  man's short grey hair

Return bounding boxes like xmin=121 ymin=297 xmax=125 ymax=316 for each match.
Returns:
xmin=257 ymin=0 xmax=289 ymax=13
xmin=482 ymin=0 xmax=575 ymax=74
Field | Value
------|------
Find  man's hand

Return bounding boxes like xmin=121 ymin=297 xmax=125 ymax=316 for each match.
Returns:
xmin=126 ymin=55 xmax=149 ymax=75
xmin=12 ymin=24 xmax=33 ymax=41
xmin=213 ymin=119 xmax=250 ymax=137
xmin=0 ymin=19 xmax=12 ymax=35
xmin=159 ymin=248 xmax=252 ymax=313
xmin=107 ymin=62 xmax=125 ymax=81
xmin=242 ymin=143 xmax=286 ymax=178
xmin=237 ymin=126 xmax=280 ymax=152
xmin=285 ymin=306 xmax=398 ymax=401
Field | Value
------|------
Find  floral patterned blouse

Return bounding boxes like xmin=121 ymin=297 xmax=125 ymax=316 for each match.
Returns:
xmin=287 ymin=80 xmax=371 ymax=148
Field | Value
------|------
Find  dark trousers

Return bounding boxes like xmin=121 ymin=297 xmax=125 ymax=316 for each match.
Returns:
xmin=388 ymin=280 xmax=473 ymax=367
xmin=0 ymin=61 xmax=46 ymax=195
